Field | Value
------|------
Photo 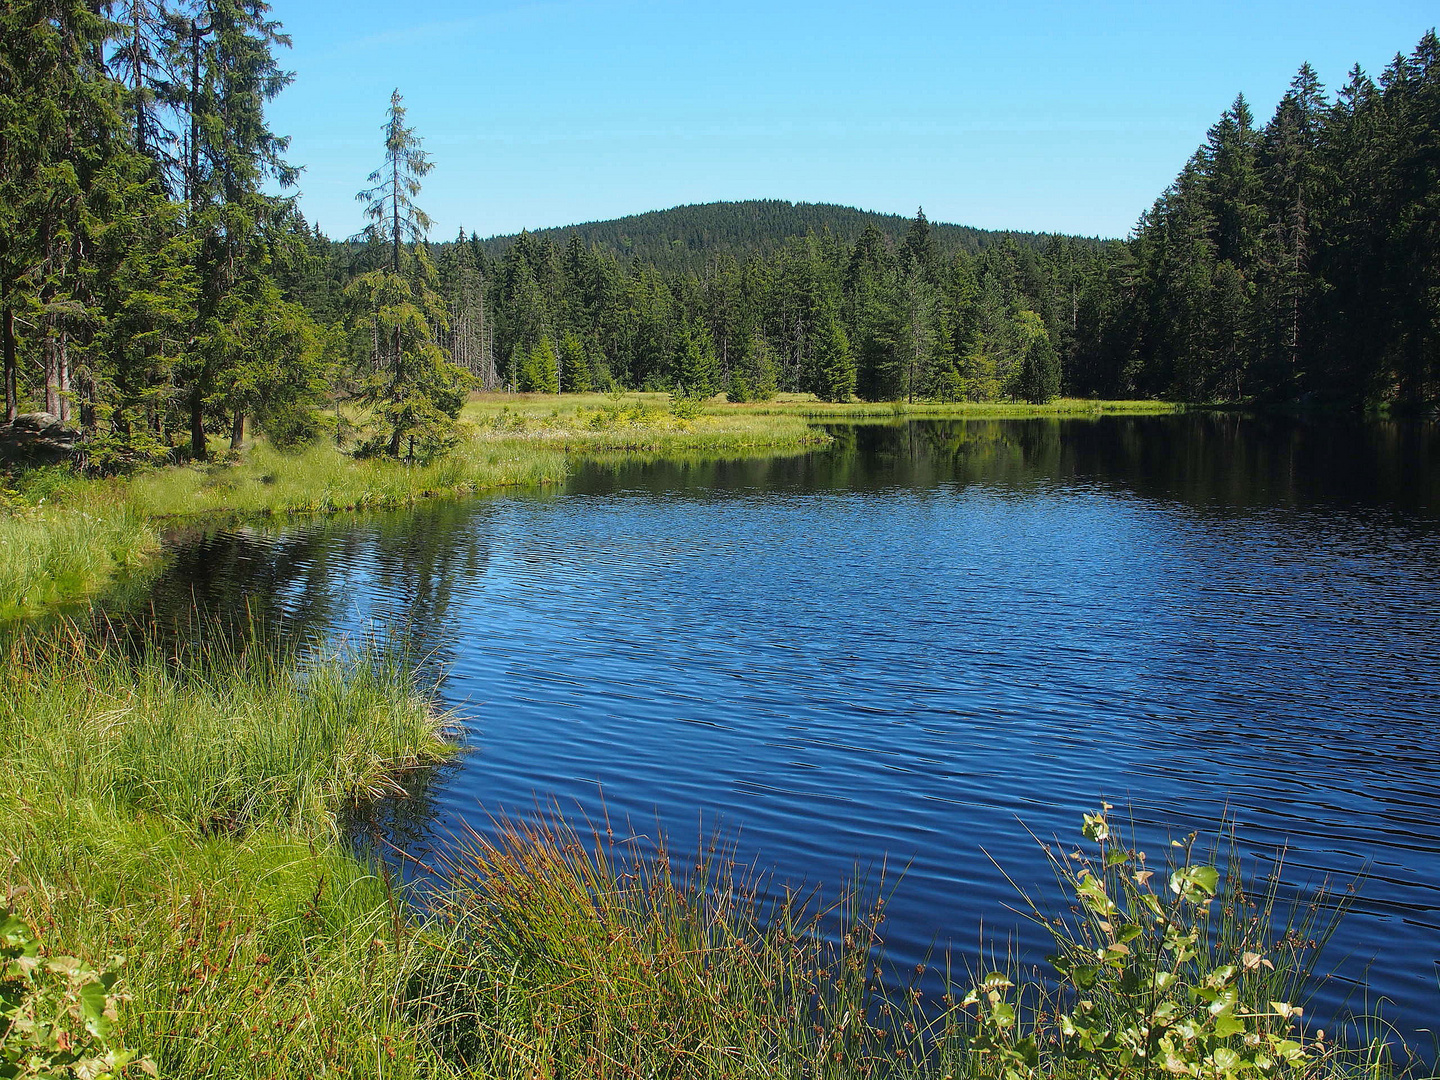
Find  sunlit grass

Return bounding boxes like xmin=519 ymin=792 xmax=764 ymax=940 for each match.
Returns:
xmin=124 ymin=437 xmax=569 ymax=519
xmin=0 ymin=618 xmax=460 ymax=1079
xmin=0 ymin=620 xmax=457 ymax=838
xmin=718 ymin=393 xmax=1188 ymax=417
xmin=461 ymin=390 xmax=830 ymax=452
xmin=0 ymin=479 xmax=157 ymax=619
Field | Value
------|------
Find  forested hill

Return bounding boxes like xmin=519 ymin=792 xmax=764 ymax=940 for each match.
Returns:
xmin=4 ymin=7 xmax=1437 ymax=472
xmin=473 ymin=200 xmax=1096 ymax=273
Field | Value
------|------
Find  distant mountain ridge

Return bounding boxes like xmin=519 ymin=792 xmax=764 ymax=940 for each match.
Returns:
xmin=474 ymin=199 xmax=1099 ymax=271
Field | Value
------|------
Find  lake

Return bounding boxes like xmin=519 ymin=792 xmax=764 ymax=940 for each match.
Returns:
xmin=130 ymin=413 xmax=1440 ymax=1048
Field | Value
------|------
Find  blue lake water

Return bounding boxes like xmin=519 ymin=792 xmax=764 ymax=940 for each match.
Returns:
xmin=133 ymin=415 xmax=1440 ymax=1049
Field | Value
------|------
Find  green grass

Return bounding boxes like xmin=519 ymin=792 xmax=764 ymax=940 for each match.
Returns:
xmin=0 ymin=485 xmax=157 ymax=620
xmin=717 ymin=393 xmax=1188 ymax=418
xmin=0 ymin=624 xmax=456 ymax=836
xmin=461 ymin=392 xmax=830 ymax=454
xmin=8 ymin=803 xmax=441 ymax=1079
xmin=0 ymin=620 xmax=459 ymax=1079
xmin=124 ymin=437 xmax=570 ymax=519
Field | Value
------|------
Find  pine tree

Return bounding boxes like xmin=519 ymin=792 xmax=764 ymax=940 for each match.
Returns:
xmin=729 ymin=328 xmax=778 ymax=402
xmin=900 ymin=271 xmax=938 ymax=403
xmin=671 ymin=319 xmax=718 ymax=398
xmin=814 ymin=310 xmax=856 ymax=402
xmin=347 ymin=90 xmax=469 ymax=456
xmin=0 ymin=2 xmax=124 ymax=425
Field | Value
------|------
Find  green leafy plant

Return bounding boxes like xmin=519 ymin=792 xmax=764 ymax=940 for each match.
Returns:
xmin=965 ymin=806 xmax=1343 ymax=1080
xmin=1 ymin=907 xmax=153 ymax=1079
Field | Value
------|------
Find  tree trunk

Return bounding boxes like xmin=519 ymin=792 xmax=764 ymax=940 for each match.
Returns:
xmin=392 ymin=152 xmax=400 ymax=274
xmin=2 ymin=306 xmax=16 ymax=423
xmin=187 ymin=20 xmax=203 ymax=214
xmin=190 ymin=391 xmax=207 ymax=460
xmin=57 ymin=327 xmax=71 ymax=424
xmin=230 ymin=408 xmax=244 ymax=450
xmin=42 ymin=322 xmax=59 ymax=417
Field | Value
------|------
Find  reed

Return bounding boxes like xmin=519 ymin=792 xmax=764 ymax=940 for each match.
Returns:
xmin=413 ymin=812 xmax=946 ymax=1079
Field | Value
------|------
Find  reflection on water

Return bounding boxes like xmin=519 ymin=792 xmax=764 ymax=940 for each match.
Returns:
xmin=123 ymin=414 xmax=1440 ymax=1044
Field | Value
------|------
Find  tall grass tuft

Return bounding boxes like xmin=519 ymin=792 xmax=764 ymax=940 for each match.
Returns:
xmin=414 ymin=813 xmax=957 ymax=1079
xmin=0 ymin=614 xmax=460 ymax=1079
xmin=0 ymin=490 xmax=156 ymax=619
xmin=0 ymin=619 xmax=456 ymax=838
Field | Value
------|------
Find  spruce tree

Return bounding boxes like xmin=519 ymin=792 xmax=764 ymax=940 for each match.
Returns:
xmin=172 ymin=0 xmax=299 ymax=459
xmin=671 ymin=319 xmax=718 ymax=398
xmin=899 ymin=207 xmax=940 ymax=282
xmin=558 ymin=330 xmax=591 ymax=392
xmin=347 ymin=90 xmax=469 ymax=456
xmin=814 ymin=311 xmax=857 ymax=402
xmin=357 ymin=89 xmax=433 ymax=276
xmin=518 ymin=336 xmax=559 ymax=393
xmin=1253 ymin=63 xmax=1328 ymax=400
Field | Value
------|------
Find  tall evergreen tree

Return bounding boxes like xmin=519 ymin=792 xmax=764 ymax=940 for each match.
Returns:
xmin=172 ymin=0 xmax=299 ymax=459
xmin=1253 ymin=63 xmax=1328 ymax=400
xmin=671 ymin=318 xmax=718 ymax=397
xmin=346 ymin=90 xmax=468 ymax=456
xmin=357 ymin=88 xmax=433 ymax=275
xmin=814 ymin=310 xmax=856 ymax=402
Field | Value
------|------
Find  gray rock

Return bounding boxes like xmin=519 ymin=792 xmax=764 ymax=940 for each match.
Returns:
xmin=12 ymin=412 xmax=60 ymax=432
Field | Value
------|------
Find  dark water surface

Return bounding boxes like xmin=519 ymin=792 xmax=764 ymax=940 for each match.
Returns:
xmin=134 ymin=415 xmax=1440 ymax=1044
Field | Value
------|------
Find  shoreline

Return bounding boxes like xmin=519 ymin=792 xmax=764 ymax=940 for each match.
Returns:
xmin=1 ymin=400 xmax=1423 ymax=1079
xmin=0 ymin=395 xmax=1184 ymax=620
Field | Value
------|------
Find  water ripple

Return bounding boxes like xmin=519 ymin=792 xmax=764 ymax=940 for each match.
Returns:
xmin=136 ymin=416 xmax=1440 ymax=1045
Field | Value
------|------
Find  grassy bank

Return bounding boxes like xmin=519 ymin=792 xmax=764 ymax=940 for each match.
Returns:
xmin=0 ymin=398 xmax=828 ymax=619
xmin=0 ymin=623 xmax=458 ymax=1078
xmin=1 ymin=392 xmax=1183 ymax=617
xmin=715 ymin=394 xmax=1188 ymax=418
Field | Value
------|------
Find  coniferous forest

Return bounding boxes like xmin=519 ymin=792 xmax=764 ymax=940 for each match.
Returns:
xmin=3 ymin=4 xmax=1438 ymax=474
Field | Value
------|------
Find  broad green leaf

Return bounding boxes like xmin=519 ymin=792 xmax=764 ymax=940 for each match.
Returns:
xmin=1212 ymin=1010 xmax=1245 ymax=1038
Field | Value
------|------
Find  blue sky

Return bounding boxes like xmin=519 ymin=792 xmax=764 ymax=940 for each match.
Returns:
xmin=266 ymin=0 xmax=1437 ymax=241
